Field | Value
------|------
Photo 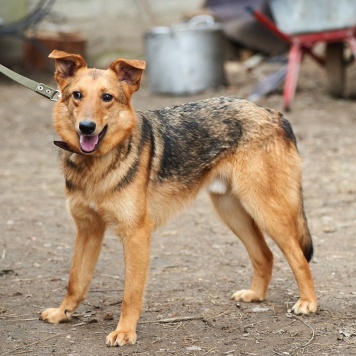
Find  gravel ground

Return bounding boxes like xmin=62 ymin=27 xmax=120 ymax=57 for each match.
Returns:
xmin=0 ymin=57 xmax=356 ymax=355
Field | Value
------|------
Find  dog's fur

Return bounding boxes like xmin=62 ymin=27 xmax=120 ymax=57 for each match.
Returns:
xmin=40 ymin=50 xmax=317 ymax=347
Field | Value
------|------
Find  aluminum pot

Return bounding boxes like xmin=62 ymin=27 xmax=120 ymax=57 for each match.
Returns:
xmin=145 ymin=16 xmax=226 ymax=95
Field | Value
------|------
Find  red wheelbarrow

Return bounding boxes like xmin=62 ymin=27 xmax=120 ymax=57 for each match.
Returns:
xmin=249 ymin=1 xmax=356 ymax=110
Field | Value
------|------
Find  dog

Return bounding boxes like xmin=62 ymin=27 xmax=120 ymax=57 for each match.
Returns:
xmin=40 ymin=50 xmax=317 ymax=347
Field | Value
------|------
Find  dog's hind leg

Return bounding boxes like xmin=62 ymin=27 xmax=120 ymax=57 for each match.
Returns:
xmin=257 ymin=208 xmax=317 ymax=315
xmin=40 ymin=208 xmax=106 ymax=323
xmin=210 ymin=191 xmax=274 ymax=303
xmin=230 ymin=148 xmax=317 ymax=315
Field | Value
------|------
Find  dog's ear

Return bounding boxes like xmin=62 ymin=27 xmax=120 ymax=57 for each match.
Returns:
xmin=109 ymin=59 xmax=146 ymax=94
xmin=49 ymin=50 xmax=87 ymax=84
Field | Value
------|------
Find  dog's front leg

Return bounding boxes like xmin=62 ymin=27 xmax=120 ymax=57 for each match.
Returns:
xmin=106 ymin=218 xmax=151 ymax=347
xmin=40 ymin=211 xmax=105 ymax=323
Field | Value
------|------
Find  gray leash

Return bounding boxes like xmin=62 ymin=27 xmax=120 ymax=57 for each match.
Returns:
xmin=0 ymin=63 xmax=77 ymax=153
xmin=0 ymin=63 xmax=60 ymax=101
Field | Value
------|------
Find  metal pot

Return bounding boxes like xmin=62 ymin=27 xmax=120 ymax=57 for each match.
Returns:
xmin=145 ymin=16 xmax=226 ymax=95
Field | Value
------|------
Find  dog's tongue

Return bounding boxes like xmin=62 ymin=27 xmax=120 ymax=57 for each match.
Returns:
xmin=80 ymin=134 xmax=99 ymax=152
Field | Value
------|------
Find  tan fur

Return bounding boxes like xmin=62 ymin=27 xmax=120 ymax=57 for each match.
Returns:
xmin=40 ymin=50 xmax=317 ymax=347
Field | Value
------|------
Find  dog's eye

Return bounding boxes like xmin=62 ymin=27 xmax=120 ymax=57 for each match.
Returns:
xmin=102 ymin=93 xmax=113 ymax=102
xmin=72 ymin=91 xmax=82 ymax=100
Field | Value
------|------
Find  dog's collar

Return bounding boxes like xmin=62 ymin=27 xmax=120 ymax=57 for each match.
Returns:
xmin=54 ymin=141 xmax=82 ymax=154
xmin=0 ymin=64 xmax=61 ymax=101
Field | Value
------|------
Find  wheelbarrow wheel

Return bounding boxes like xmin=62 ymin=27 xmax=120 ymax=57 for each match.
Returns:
xmin=326 ymin=42 xmax=345 ymax=97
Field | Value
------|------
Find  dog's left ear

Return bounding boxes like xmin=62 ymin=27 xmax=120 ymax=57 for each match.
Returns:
xmin=49 ymin=50 xmax=87 ymax=84
xmin=109 ymin=59 xmax=146 ymax=94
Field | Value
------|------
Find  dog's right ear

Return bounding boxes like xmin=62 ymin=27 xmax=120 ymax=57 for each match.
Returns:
xmin=109 ymin=58 xmax=146 ymax=94
xmin=49 ymin=50 xmax=87 ymax=84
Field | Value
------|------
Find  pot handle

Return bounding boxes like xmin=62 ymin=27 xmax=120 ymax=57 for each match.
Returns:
xmin=188 ymin=15 xmax=215 ymax=28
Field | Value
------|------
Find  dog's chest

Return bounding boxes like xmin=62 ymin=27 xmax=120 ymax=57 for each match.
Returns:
xmin=62 ymin=152 xmax=122 ymax=198
xmin=62 ymin=152 xmax=141 ymax=225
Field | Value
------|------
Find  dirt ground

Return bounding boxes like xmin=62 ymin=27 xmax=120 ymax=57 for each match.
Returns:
xmin=1 ymin=57 xmax=356 ymax=356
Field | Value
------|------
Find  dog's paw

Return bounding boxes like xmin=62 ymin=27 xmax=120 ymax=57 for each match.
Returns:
xmin=40 ymin=308 xmax=72 ymax=324
xmin=291 ymin=299 xmax=317 ymax=315
xmin=106 ymin=329 xmax=137 ymax=347
xmin=231 ymin=289 xmax=264 ymax=303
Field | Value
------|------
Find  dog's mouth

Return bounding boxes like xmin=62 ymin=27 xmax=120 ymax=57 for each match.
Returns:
xmin=79 ymin=125 xmax=108 ymax=154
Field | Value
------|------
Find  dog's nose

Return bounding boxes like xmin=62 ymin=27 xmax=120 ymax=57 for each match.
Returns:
xmin=79 ymin=121 xmax=96 ymax=135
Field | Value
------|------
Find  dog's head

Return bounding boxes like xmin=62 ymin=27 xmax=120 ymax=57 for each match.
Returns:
xmin=49 ymin=50 xmax=146 ymax=156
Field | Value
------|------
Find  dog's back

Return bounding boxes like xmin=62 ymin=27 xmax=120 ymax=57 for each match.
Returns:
xmin=139 ymin=97 xmax=294 ymax=184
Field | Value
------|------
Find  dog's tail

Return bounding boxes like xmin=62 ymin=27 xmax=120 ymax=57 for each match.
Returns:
xmin=297 ymin=194 xmax=313 ymax=262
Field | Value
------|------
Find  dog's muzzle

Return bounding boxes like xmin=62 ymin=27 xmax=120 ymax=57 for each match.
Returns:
xmin=54 ymin=125 xmax=108 ymax=155
xmin=79 ymin=125 xmax=108 ymax=154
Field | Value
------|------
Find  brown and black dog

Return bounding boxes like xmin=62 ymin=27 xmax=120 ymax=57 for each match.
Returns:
xmin=40 ymin=50 xmax=317 ymax=347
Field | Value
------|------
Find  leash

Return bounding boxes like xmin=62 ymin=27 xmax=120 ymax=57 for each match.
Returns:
xmin=0 ymin=63 xmax=60 ymax=101
xmin=0 ymin=64 xmax=80 ymax=153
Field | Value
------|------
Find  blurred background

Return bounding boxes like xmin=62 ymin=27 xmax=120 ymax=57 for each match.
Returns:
xmin=0 ymin=0 xmax=355 ymax=108
xmin=0 ymin=0 xmax=206 ymax=67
